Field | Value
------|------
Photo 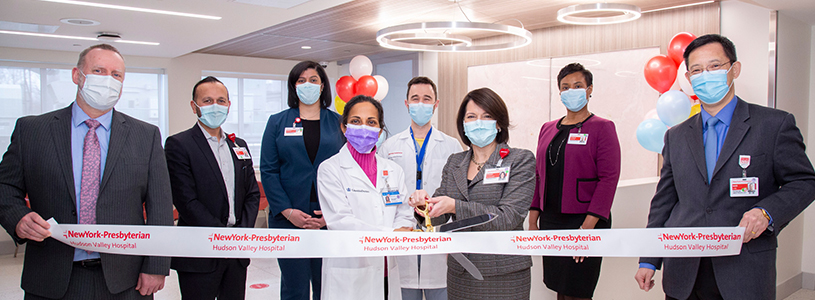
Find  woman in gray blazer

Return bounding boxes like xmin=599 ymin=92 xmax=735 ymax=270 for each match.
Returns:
xmin=409 ymin=88 xmax=536 ymax=300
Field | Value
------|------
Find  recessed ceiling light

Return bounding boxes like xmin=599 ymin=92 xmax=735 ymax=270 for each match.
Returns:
xmin=41 ymin=0 xmax=222 ymax=20
xmin=641 ymin=1 xmax=714 ymax=13
xmin=301 ymin=46 xmax=312 ymax=49
xmin=0 ymin=30 xmax=160 ymax=45
xmin=60 ymin=18 xmax=101 ymax=26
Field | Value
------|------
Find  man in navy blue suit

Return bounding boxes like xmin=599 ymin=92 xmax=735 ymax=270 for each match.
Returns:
xmin=165 ymin=76 xmax=260 ymax=299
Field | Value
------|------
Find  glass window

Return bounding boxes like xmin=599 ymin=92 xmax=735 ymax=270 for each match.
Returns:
xmin=0 ymin=64 xmax=167 ymax=155
xmin=201 ymin=73 xmax=288 ymax=167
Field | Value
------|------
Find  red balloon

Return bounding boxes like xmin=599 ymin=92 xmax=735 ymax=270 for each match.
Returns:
xmin=667 ymin=32 xmax=697 ymax=66
xmin=644 ymin=55 xmax=677 ymax=94
xmin=354 ymin=75 xmax=378 ymax=97
xmin=336 ymin=76 xmax=356 ymax=102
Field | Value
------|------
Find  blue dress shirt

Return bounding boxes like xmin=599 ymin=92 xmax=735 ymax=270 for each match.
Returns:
xmin=70 ymin=102 xmax=112 ymax=261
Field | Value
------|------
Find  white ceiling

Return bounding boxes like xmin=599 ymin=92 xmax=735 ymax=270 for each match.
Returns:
xmin=0 ymin=0 xmax=352 ymax=58
xmin=1 ymin=0 xmax=814 ymax=61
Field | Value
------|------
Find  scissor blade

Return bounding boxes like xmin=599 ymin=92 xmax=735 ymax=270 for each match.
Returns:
xmin=438 ymin=213 xmax=497 ymax=232
xmin=450 ymin=253 xmax=484 ymax=280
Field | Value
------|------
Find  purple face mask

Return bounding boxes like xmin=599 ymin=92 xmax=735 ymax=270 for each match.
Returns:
xmin=345 ymin=124 xmax=381 ymax=153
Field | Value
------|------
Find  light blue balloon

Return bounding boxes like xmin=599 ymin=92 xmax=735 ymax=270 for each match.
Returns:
xmin=656 ymin=90 xmax=692 ymax=127
xmin=637 ymin=119 xmax=668 ymax=153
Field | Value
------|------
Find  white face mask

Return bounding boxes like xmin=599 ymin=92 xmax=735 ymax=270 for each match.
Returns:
xmin=78 ymin=70 xmax=123 ymax=111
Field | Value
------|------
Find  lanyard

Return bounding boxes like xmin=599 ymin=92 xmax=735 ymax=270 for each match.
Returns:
xmin=410 ymin=127 xmax=431 ymax=190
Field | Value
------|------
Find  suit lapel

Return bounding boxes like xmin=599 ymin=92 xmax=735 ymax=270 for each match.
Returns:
xmin=51 ymin=106 xmax=76 ymax=203
xmin=226 ymin=136 xmax=243 ymax=215
xmin=685 ymin=114 xmax=709 ymax=182
xmin=713 ymin=99 xmax=750 ymax=179
xmin=192 ymin=123 xmax=229 ymax=200
xmin=452 ymin=150 xmax=470 ymax=201
xmin=313 ymin=108 xmax=331 ymax=169
xmin=99 ymin=110 xmax=129 ymax=192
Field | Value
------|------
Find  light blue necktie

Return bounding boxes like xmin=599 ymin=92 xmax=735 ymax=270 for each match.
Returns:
xmin=705 ymin=117 xmax=720 ymax=183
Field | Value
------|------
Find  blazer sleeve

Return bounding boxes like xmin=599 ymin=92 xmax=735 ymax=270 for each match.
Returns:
xmin=141 ymin=126 xmax=173 ymax=275
xmin=586 ymin=121 xmax=622 ymax=220
xmin=238 ymin=138 xmax=261 ymax=229
xmin=0 ymin=118 xmax=34 ymax=243
xmin=259 ymin=114 xmax=291 ymax=218
xmin=755 ymin=113 xmax=815 ymax=229
xmin=164 ymin=135 xmax=224 ymax=227
xmin=455 ymin=149 xmax=536 ymax=231
xmin=639 ymin=129 xmax=680 ymax=269
xmin=530 ymin=125 xmax=547 ymax=211
xmin=428 ymin=154 xmax=458 ymax=225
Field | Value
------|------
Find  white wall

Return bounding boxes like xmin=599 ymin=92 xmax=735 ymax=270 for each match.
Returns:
xmin=720 ymin=0 xmax=772 ymax=105
xmin=803 ymin=23 xmax=815 ymax=289
xmin=775 ymin=11 xmax=812 ymax=296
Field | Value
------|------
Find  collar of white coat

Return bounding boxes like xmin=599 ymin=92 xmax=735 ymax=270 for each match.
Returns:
xmin=338 ymin=143 xmax=392 ymax=190
xmin=396 ymin=125 xmax=444 ymax=142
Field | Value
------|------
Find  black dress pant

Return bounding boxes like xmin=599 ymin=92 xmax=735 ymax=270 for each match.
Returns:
xmin=177 ymin=258 xmax=247 ymax=300
xmin=666 ymin=257 xmax=723 ymax=300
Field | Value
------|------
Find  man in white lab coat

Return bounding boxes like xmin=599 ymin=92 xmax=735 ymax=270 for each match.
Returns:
xmin=378 ymin=76 xmax=463 ymax=300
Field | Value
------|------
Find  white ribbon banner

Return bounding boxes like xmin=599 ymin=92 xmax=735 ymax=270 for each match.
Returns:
xmin=47 ymin=219 xmax=744 ymax=258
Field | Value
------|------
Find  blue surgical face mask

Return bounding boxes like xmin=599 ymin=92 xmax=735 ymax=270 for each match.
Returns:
xmin=296 ymin=82 xmax=321 ymax=105
xmin=560 ymin=88 xmax=588 ymax=112
xmin=690 ymin=66 xmax=733 ymax=105
xmin=375 ymin=131 xmax=387 ymax=148
xmin=408 ymin=103 xmax=434 ymax=126
xmin=463 ymin=119 xmax=498 ymax=148
xmin=195 ymin=102 xmax=229 ymax=129
xmin=345 ymin=124 xmax=381 ymax=153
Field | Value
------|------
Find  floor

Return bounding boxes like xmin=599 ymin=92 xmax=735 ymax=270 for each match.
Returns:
xmin=0 ymin=253 xmax=813 ymax=299
xmin=0 ymin=254 xmax=283 ymax=300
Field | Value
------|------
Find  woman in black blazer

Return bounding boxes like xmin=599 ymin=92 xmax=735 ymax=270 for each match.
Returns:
xmin=260 ymin=61 xmax=345 ymax=300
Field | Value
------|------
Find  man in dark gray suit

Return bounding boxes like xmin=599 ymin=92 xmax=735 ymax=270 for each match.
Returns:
xmin=0 ymin=44 xmax=173 ymax=299
xmin=634 ymin=34 xmax=815 ymax=300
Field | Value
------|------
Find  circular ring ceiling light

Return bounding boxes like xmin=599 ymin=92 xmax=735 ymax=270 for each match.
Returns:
xmin=377 ymin=21 xmax=532 ymax=52
xmin=557 ymin=3 xmax=641 ymax=25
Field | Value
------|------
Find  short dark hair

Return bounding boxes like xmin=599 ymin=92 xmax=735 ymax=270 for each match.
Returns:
xmin=683 ymin=34 xmax=738 ymax=69
xmin=341 ymin=95 xmax=388 ymax=135
xmin=287 ymin=61 xmax=332 ymax=109
xmin=193 ymin=76 xmax=227 ymax=102
xmin=456 ymin=88 xmax=510 ymax=147
xmin=77 ymin=44 xmax=124 ymax=69
xmin=556 ymin=63 xmax=593 ymax=87
xmin=406 ymin=76 xmax=438 ymax=99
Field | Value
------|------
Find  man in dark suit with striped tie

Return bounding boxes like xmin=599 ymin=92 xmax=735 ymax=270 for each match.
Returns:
xmin=0 ymin=44 xmax=173 ymax=299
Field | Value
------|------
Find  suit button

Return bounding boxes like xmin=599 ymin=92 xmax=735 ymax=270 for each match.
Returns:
xmin=706 ymin=208 xmax=712 ymax=214
xmin=71 ymin=210 xmax=76 ymax=216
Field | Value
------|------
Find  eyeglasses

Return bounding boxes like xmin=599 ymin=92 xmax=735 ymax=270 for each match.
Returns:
xmin=688 ymin=61 xmax=732 ymax=77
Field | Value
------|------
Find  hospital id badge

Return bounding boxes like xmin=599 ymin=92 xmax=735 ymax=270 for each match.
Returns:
xmin=381 ymin=190 xmax=402 ymax=206
xmin=483 ymin=167 xmax=510 ymax=184
xmin=284 ymin=127 xmax=303 ymax=136
xmin=730 ymin=177 xmax=759 ymax=197
xmin=567 ymin=133 xmax=588 ymax=145
xmin=232 ymin=147 xmax=252 ymax=160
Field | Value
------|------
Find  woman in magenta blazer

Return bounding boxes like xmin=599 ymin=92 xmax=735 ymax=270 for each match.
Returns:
xmin=528 ymin=63 xmax=621 ymax=300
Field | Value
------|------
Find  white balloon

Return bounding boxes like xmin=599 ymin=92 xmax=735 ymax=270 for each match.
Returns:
xmin=644 ymin=108 xmax=659 ymax=121
xmin=677 ymin=61 xmax=695 ymax=96
xmin=656 ymin=90 xmax=692 ymax=127
xmin=349 ymin=55 xmax=373 ymax=80
xmin=372 ymin=75 xmax=389 ymax=101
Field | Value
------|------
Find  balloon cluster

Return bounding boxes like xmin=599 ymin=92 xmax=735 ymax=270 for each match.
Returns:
xmin=334 ymin=55 xmax=390 ymax=114
xmin=637 ymin=32 xmax=702 ymax=153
